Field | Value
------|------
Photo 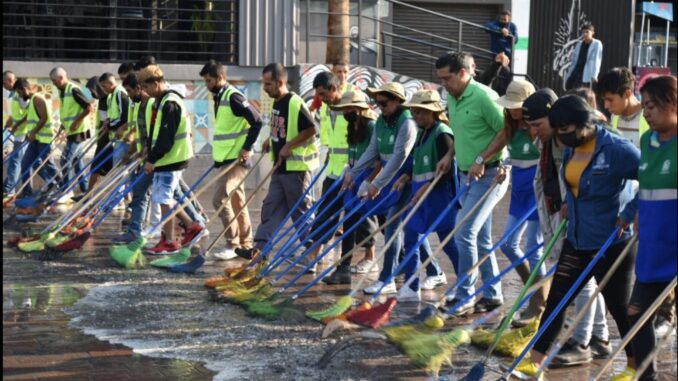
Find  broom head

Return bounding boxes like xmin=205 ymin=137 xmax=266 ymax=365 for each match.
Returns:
xmin=8 ymin=234 xmax=40 ymax=247
xmin=458 ymin=362 xmax=485 ymax=381
xmin=45 ymin=233 xmax=72 ymax=248
xmin=401 ymin=328 xmax=471 ymax=375
xmin=320 ymin=301 xmax=371 ymax=324
xmin=305 ymin=295 xmax=354 ymax=322
xmin=167 ymin=253 xmax=204 ymax=273
xmin=347 ymin=297 xmax=398 ymax=329
xmin=222 ymin=283 xmax=275 ymax=305
xmin=110 ymin=242 xmax=146 ymax=268
xmin=470 ymin=317 xmax=539 ymax=359
xmin=18 ymin=239 xmax=46 ymax=252
xmin=55 ymin=231 xmax=91 ymax=252
xmin=149 ymin=248 xmax=191 ymax=268
xmin=245 ymin=296 xmax=303 ymax=321
xmin=14 ymin=195 xmax=37 ymax=209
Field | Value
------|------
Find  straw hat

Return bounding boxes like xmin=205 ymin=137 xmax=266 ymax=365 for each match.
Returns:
xmin=365 ymin=82 xmax=406 ymax=102
xmin=495 ymin=80 xmax=535 ymax=109
xmin=330 ymin=90 xmax=378 ymax=120
xmin=403 ymin=89 xmax=445 ymax=112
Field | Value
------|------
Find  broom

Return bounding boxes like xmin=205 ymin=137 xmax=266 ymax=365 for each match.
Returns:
xmin=243 ymin=191 xmax=402 ymax=319
xmin=499 ymin=227 xmax=622 ymax=381
xmin=630 ymin=313 xmax=677 ymax=381
xmin=156 ymin=159 xmax=279 ymax=271
xmin=589 ymin=277 xmax=677 ymax=381
xmin=343 ymin=180 xmax=499 ymax=329
xmin=459 ymin=220 xmax=568 ymax=381
xmin=535 ymin=236 xmax=639 ymax=377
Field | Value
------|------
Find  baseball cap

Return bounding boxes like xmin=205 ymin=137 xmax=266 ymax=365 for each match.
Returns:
xmin=522 ymin=88 xmax=558 ymax=122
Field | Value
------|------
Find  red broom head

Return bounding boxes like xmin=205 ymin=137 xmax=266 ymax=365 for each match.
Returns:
xmin=347 ymin=297 xmax=398 ymax=329
xmin=73 ymin=220 xmax=93 ymax=237
xmin=321 ymin=301 xmax=372 ymax=324
xmin=3 ymin=196 xmax=16 ymax=207
xmin=8 ymin=234 xmax=42 ymax=247
xmin=7 ymin=236 xmax=22 ymax=247
xmin=55 ymin=232 xmax=91 ymax=252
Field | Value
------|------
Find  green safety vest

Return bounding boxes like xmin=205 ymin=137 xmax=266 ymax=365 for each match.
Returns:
xmin=412 ymin=121 xmax=452 ymax=183
xmin=611 ymin=113 xmax=650 ymax=142
xmin=376 ymin=109 xmax=412 ymax=162
xmin=213 ymin=86 xmax=250 ymax=162
xmin=348 ymin=120 xmax=375 ymax=168
xmin=26 ymin=93 xmax=55 ymax=144
xmin=319 ymin=82 xmax=355 ymax=146
xmin=270 ymin=93 xmax=319 ymax=171
xmin=319 ymin=95 xmax=350 ymax=178
xmin=10 ymin=92 xmax=29 ymax=137
xmin=106 ymin=85 xmax=127 ymax=140
xmin=126 ymin=101 xmax=137 ymax=137
xmin=133 ymin=98 xmax=155 ymax=153
xmin=507 ymin=129 xmax=540 ymax=168
xmin=151 ymin=92 xmax=193 ymax=167
xmin=638 ymin=131 xmax=677 ymax=200
xmin=60 ymin=82 xmax=89 ymax=136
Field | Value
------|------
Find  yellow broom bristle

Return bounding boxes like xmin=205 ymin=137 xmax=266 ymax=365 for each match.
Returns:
xmin=470 ymin=318 xmax=539 ymax=358
xmin=400 ymin=328 xmax=471 ymax=375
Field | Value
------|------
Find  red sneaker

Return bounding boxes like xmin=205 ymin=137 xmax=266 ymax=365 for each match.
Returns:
xmin=145 ymin=237 xmax=181 ymax=255
xmin=181 ymin=223 xmax=206 ymax=248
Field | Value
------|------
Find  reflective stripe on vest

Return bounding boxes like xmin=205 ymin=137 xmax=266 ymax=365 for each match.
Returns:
xmin=320 ymin=85 xmax=351 ymax=178
xmin=150 ymin=92 xmax=193 ymax=166
xmin=269 ymin=93 xmax=319 ymax=171
xmin=61 ymin=82 xmax=88 ymax=135
xmin=212 ymin=86 xmax=250 ymax=162
xmin=412 ymin=121 xmax=452 ymax=185
xmin=319 ymin=82 xmax=355 ymax=146
xmin=376 ymin=109 xmax=411 ymax=162
xmin=639 ymin=188 xmax=677 ymax=201
xmin=26 ymin=93 xmax=54 ymax=144
xmin=510 ymin=158 xmax=540 ymax=168
xmin=134 ymin=98 xmax=154 ymax=152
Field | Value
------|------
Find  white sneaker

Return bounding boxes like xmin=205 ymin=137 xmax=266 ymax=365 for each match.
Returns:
xmin=398 ymin=286 xmax=421 ymax=302
xmin=421 ymin=273 xmax=447 ymax=290
xmin=363 ymin=280 xmax=396 ymax=295
xmin=212 ymin=245 xmax=238 ymax=260
xmin=351 ymin=258 xmax=379 ymax=274
xmin=57 ymin=191 xmax=74 ymax=204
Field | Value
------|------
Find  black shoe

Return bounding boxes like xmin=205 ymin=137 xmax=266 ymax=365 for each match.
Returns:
xmin=235 ymin=247 xmax=259 ymax=260
xmin=474 ymin=298 xmax=503 ymax=313
xmin=589 ymin=336 xmax=612 ymax=359
xmin=71 ymin=194 xmax=85 ymax=202
xmin=551 ymin=338 xmax=592 ymax=367
xmin=322 ymin=267 xmax=351 ymax=285
xmin=440 ymin=297 xmax=475 ymax=317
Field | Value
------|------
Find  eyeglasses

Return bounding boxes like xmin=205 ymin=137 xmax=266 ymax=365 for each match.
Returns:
xmin=376 ymin=100 xmax=390 ymax=108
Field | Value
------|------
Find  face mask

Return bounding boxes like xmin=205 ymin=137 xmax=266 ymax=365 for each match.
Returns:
xmin=132 ymin=95 xmax=142 ymax=103
xmin=343 ymin=111 xmax=358 ymax=124
xmin=557 ymin=130 xmax=585 ymax=147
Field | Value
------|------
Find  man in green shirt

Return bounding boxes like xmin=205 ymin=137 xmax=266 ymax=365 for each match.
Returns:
xmin=434 ymin=52 xmax=509 ymax=315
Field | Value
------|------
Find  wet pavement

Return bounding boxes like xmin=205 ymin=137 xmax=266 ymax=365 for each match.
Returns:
xmin=3 ymin=157 xmax=677 ymax=380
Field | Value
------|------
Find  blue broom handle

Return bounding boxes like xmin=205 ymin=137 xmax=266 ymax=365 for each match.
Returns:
xmin=442 ymin=242 xmax=546 ymax=317
xmin=259 ymin=161 xmax=329 ymax=256
xmin=505 ymin=227 xmax=621 ymax=375
xmin=3 ymin=129 xmax=14 ymax=145
xmin=372 ymin=184 xmax=470 ymax=300
xmin=274 ymin=191 xmax=399 ymax=292
xmin=89 ymin=171 xmax=146 ymax=231
xmin=434 ymin=204 xmax=539 ymax=300
xmin=38 ymin=134 xmax=102 ymax=197
xmin=3 ymin=139 xmax=29 ymax=164
xmin=146 ymin=165 xmax=215 ymax=236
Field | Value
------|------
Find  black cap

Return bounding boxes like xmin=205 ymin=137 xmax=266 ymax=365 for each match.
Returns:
xmin=522 ymin=88 xmax=558 ymax=122
xmin=549 ymin=95 xmax=596 ymax=129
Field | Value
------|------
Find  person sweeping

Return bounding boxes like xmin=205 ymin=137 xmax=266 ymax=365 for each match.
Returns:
xmin=136 ymin=64 xmax=205 ymax=255
xmin=510 ymin=95 xmax=640 ymax=380
xmin=390 ymin=89 xmax=460 ymax=302
xmin=609 ymin=75 xmax=677 ymax=381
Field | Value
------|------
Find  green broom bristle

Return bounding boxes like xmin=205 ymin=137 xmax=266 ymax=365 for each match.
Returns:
xmin=45 ymin=234 xmax=71 ymax=248
xmin=470 ymin=318 xmax=539 ymax=358
xmin=401 ymin=328 xmax=471 ymax=375
xmin=18 ymin=239 xmax=46 ymax=252
xmin=226 ymin=284 xmax=275 ymax=305
xmin=149 ymin=248 xmax=190 ymax=268
xmin=110 ymin=245 xmax=147 ymax=269
xmin=244 ymin=294 xmax=283 ymax=319
xmin=305 ymin=295 xmax=354 ymax=321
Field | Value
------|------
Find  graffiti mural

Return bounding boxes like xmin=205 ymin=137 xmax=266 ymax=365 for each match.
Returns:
xmin=552 ymin=0 xmax=590 ymax=91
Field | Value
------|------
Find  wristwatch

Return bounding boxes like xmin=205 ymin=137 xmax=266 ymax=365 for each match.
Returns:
xmin=474 ymin=155 xmax=485 ymax=165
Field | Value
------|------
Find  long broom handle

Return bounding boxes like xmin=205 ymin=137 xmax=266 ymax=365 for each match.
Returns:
xmin=590 ymin=277 xmax=677 ymax=381
xmin=203 ymin=161 xmax=281 ymax=255
xmin=201 ymin=154 xmax=268 ymax=254
xmin=349 ymin=172 xmax=446 ymax=296
xmin=398 ymin=181 xmax=500 ymax=294
xmin=483 ymin=218 xmax=569 ymax=359
xmin=630 ymin=317 xmax=677 ymax=381
xmin=537 ymin=235 xmax=638 ymax=376
xmin=87 ymin=171 xmax=147 ymax=232
xmin=504 ymin=227 xmax=622 ymax=377
xmin=12 ymin=144 xmax=62 ymax=198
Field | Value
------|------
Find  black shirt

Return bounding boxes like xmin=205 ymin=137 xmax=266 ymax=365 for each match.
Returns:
xmin=59 ymin=86 xmax=92 ymax=141
xmin=572 ymin=41 xmax=591 ymax=82
xmin=270 ymin=92 xmax=315 ymax=173
xmin=148 ymin=90 xmax=188 ymax=172
xmin=212 ymin=85 xmax=263 ymax=167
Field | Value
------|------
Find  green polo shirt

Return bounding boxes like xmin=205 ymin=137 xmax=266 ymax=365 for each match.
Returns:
xmin=446 ymin=79 xmax=505 ymax=171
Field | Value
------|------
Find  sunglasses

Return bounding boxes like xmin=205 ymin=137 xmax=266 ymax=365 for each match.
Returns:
xmin=376 ymin=100 xmax=390 ymax=108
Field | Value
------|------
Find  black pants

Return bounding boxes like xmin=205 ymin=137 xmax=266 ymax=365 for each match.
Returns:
xmin=338 ymin=205 xmax=378 ymax=269
xmin=310 ymin=178 xmax=345 ymax=245
xmin=534 ymin=238 xmax=636 ymax=356
xmin=92 ymin=133 xmax=113 ymax=176
xmin=629 ymin=281 xmax=677 ymax=381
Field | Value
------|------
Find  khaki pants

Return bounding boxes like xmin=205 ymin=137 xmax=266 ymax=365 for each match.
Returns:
xmin=212 ymin=164 xmax=252 ymax=247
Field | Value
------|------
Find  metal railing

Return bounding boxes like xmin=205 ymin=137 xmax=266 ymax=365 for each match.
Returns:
xmin=2 ymin=0 xmax=239 ymax=64
xmin=304 ymin=0 xmax=521 ymax=79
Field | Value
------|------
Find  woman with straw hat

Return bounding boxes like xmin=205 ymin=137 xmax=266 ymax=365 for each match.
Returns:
xmin=392 ymin=89 xmax=460 ymax=301
xmin=493 ymin=80 xmax=549 ymax=326
xmin=342 ymin=82 xmax=443 ymax=295
xmin=321 ymin=90 xmax=380 ymax=284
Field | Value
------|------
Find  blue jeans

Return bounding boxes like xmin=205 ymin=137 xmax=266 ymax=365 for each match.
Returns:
xmin=61 ymin=139 xmax=89 ymax=193
xmin=500 ymin=214 xmax=546 ymax=276
xmin=3 ymin=136 xmax=27 ymax=194
xmin=573 ymin=277 xmax=610 ymax=344
xmin=20 ymin=140 xmax=60 ymax=196
xmin=112 ymin=141 xmax=130 ymax=168
xmin=404 ymin=227 xmax=456 ymax=291
xmin=174 ymin=178 xmax=205 ymax=226
xmin=377 ymin=193 xmax=409 ymax=283
xmin=453 ymin=167 xmax=509 ymax=302
xmin=128 ymin=172 xmax=153 ymax=236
